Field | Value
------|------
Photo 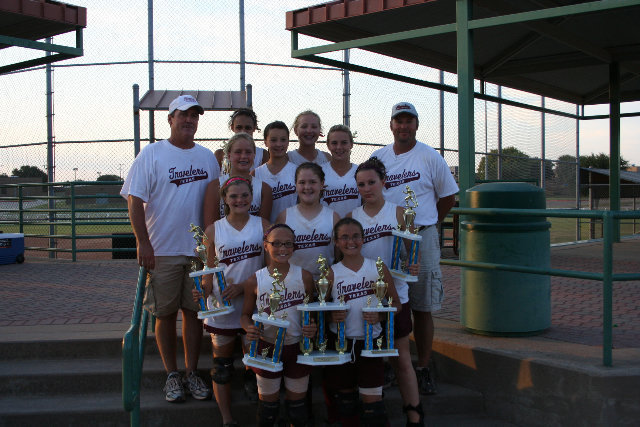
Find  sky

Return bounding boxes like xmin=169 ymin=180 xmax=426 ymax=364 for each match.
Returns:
xmin=1 ymin=0 xmax=639 ymax=181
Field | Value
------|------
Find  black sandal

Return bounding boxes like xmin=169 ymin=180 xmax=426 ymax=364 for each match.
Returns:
xmin=403 ymin=403 xmax=424 ymax=427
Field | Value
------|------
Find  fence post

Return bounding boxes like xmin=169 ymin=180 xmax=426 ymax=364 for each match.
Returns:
xmin=18 ymin=186 xmax=24 ymax=234
xmin=602 ymin=211 xmax=613 ymax=367
xmin=71 ymin=183 xmax=77 ymax=262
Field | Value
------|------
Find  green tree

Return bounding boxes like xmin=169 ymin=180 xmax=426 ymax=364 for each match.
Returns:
xmin=96 ymin=174 xmax=122 ymax=182
xmin=476 ymin=146 xmax=551 ymax=183
xmin=579 ymin=152 xmax=629 ymax=169
xmin=554 ymin=154 xmax=577 ymax=184
xmin=11 ymin=165 xmax=47 ymax=182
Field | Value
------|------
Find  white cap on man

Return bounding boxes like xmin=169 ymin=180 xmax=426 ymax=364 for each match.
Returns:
xmin=391 ymin=102 xmax=418 ymax=119
xmin=168 ymin=95 xmax=204 ymax=115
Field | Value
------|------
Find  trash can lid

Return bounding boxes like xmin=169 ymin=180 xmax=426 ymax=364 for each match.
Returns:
xmin=466 ymin=182 xmax=546 ymax=210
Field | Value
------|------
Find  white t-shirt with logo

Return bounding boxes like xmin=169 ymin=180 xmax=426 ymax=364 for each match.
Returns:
xmin=205 ymin=215 xmax=264 ymax=330
xmin=351 ymin=201 xmax=408 ymax=304
xmin=253 ymin=162 xmax=298 ymax=222
xmin=286 ymin=205 xmax=334 ymax=280
xmin=371 ymin=142 xmax=458 ymax=227
xmin=321 ymin=163 xmax=361 ymax=217
xmin=120 ymin=139 xmax=219 ymax=256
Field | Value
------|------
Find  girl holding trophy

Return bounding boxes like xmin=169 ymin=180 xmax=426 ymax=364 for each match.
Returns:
xmin=203 ymin=133 xmax=273 ymax=227
xmin=350 ymin=157 xmax=424 ymax=426
xmin=193 ymin=176 xmax=269 ymax=427
xmin=240 ymin=224 xmax=317 ymax=427
xmin=275 ymin=162 xmax=340 ymax=279
xmin=324 ymin=217 xmax=400 ymax=427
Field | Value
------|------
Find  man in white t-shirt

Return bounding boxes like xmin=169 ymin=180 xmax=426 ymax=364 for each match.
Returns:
xmin=371 ymin=102 xmax=458 ymax=396
xmin=121 ymin=95 xmax=219 ymax=403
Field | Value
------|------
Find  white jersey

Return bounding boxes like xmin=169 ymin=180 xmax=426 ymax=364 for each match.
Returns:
xmin=256 ymin=265 xmax=305 ymax=345
xmin=205 ymin=215 xmax=264 ymax=330
xmin=286 ymin=205 xmax=334 ymax=280
xmin=253 ymin=147 xmax=267 ymax=171
xmin=329 ymin=258 xmax=382 ymax=339
xmin=287 ymin=149 xmax=331 ymax=166
xmin=217 ymin=174 xmax=264 ymax=218
xmin=120 ymin=139 xmax=219 ymax=256
xmin=254 ymin=162 xmax=297 ymax=222
xmin=351 ymin=202 xmax=408 ymax=304
xmin=321 ymin=163 xmax=361 ymax=217
xmin=371 ymin=142 xmax=458 ymax=226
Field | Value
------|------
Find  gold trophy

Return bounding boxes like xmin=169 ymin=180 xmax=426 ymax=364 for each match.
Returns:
xmin=300 ymin=294 xmax=314 ymax=356
xmin=242 ymin=269 xmax=290 ymax=372
xmin=188 ymin=224 xmax=233 ymax=319
xmin=361 ymin=257 xmax=398 ymax=357
xmin=296 ymin=255 xmax=351 ymax=366
xmin=390 ymin=185 xmax=422 ymax=283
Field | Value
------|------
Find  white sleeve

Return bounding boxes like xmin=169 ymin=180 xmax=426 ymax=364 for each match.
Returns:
xmin=120 ymin=148 xmax=152 ymax=203
xmin=430 ymin=152 xmax=459 ymax=199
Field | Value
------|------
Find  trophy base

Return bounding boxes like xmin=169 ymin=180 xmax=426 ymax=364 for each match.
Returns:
xmin=297 ymin=302 xmax=350 ymax=311
xmin=242 ymin=354 xmax=283 ymax=372
xmin=252 ymin=313 xmax=291 ymax=328
xmin=360 ymin=349 xmax=399 ymax=358
xmin=189 ymin=266 xmax=225 ymax=278
xmin=390 ymin=269 xmax=418 ymax=283
xmin=391 ymin=229 xmax=423 ymax=241
xmin=197 ymin=306 xmax=234 ymax=320
xmin=362 ymin=306 xmax=397 ymax=313
xmin=297 ymin=350 xmax=351 ymax=366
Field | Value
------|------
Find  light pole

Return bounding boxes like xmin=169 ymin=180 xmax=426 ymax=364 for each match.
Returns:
xmin=96 ymin=171 xmax=101 ymax=181
xmin=73 ymin=167 xmax=78 ymax=181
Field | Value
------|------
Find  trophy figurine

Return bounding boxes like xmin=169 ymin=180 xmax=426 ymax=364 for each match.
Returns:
xmin=390 ymin=185 xmax=422 ymax=282
xmin=188 ymin=224 xmax=234 ymax=319
xmin=361 ymin=257 xmax=398 ymax=358
xmin=296 ymin=255 xmax=351 ymax=366
xmin=243 ymin=269 xmax=290 ymax=372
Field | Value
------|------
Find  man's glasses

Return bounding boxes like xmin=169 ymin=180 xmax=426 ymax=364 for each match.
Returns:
xmin=266 ymin=241 xmax=294 ymax=248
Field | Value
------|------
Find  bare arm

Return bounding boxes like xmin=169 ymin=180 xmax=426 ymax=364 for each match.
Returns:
xmin=128 ymin=195 xmax=154 ymax=270
xmin=240 ymin=274 xmax=260 ymax=341
xmin=437 ymin=194 xmax=457 ymax=224
xmin=258 ymin=182 xmax=273 ymax=222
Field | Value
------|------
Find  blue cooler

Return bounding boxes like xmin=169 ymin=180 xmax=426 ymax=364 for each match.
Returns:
xmin=0 ymin=233 xmax=25 ymax=265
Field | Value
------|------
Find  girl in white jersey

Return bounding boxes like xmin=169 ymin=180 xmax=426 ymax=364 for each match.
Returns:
xmin=203 ymin=133 xmax=273 ymax=227
xmin=214 ymin=108 xmax=269 ymax=171
xmin=253 ymin=121 xmax=298 ymax=222
xmin=324 ymin=218 xmax=400 ymax=427
xmin=350 ymin=157 xmax=424 ymax=426
xmin=287 ymin=110 xmax=331 ymax=166
xmin=321 ymin=124 xmax=361 ymax=217
xmin=275 ymin=162 xmax=340 ymax=280
xmin=240 ymin=224 xmax=316 ymax=427
xmin=193 ymin=176 xmax=270 ymax=427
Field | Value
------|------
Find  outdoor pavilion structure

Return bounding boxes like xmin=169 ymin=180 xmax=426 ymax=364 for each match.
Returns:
xmin=285 ymin=0 xmax=640 ymax=240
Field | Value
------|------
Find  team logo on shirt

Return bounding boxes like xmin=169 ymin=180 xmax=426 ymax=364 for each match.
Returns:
xmin=272 ymin=181 xmax=296 ymax=200
xmin=323 ymin=184 xmax=359 ymax=205
xmin=385 ymin=169 xmax=420 ymax=189
xmin=294 ymin=228 xmax=331 ymax=249
xmin=335 ymin=276 xmax=375 ymax=302
xmin=362 ymin=223 xmax=394 ymax=243
xmin=218 ymin=241 xmax=262 ymax=265
xmin=168 ymin=166 xmax=209 ymax=187
xmin=258 ymin=286 xmax=305 ymax=314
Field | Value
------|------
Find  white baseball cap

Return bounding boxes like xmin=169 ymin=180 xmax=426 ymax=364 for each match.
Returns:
xmin=391 ymin=102 xmax=418 ymax=119
xmin=168 ymin=95 xmax=204 ymax=115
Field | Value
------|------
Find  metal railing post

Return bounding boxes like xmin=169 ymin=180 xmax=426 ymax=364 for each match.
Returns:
xmin=71 ymin=183 xmax=77 ymax=262
xmin=602 ymin=211 xmax=613 ymax=367
xmin=18 ymin=185 xmax=24 ymax=233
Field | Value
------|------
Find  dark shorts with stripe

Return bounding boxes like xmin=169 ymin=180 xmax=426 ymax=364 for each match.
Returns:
xmin=251 ymin=340 xmax=312 ymax=379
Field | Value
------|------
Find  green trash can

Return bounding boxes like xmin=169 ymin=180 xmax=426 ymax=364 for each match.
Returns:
xmin=460 ymin=182 xmax=550 ymax=336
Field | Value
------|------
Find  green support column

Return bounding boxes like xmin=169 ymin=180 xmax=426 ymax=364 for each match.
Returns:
xmin=456 ymin=0 xmax=475 ymax=209
xmin=609 ymin=62 xmax=621 ymax=242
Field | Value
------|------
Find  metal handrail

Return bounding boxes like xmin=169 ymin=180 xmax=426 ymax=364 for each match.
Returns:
xmin=122 ymin=267 xmax=151 ymax=426
xmin=443 ymin=207 xmax=640 ymax=366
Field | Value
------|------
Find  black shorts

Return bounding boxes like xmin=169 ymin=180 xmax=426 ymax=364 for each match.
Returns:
xmin=251 ymin=340 xmax=312 ymax=379
xmin=323 ymin=331 xmax=384 ymax=390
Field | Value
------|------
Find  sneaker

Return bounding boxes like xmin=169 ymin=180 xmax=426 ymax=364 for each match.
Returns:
xmin=184 ymin=371 xmax=212 ymax=400
xmin=383 ymin=361 xmax=396 ymax=389
xmin=416 ymin=367 xmax=437 ymax=395
xmin=243 ymin=368 xmax=259 ymax=402
xmin=163 ymin=371 xmax=185 ymax=403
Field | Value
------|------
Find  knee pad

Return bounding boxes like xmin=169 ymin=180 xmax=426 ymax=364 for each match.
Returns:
xmin=257 ymin=399 xmax=280 ymax=427
xmin=285 ymin=398 xmax=307 ymax=427
xmin=361 ymin=400 xmax=388 ymax=427
xmin=335 ymin=391 xmax=359 ymax=417
xmin=211 ymin=357 xmax=234 ymax=384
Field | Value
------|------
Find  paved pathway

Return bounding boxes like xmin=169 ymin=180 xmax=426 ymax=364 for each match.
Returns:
xmin=0 ymin=238 xmax=638 ymax=349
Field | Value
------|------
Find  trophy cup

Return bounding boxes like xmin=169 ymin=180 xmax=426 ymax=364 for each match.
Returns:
xmin=243 ymin=268 xmax=290 ymax=372
xmin=188 ymin=223 xmax=234 ymax=319
xmin=361 ymin=257 xmax=398 ymax=357
xmin=390 ymin=185 xmax=422 ymax=282
xmin=296 ymin=255 xmax=351 ymax=366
